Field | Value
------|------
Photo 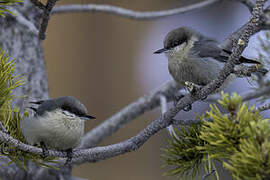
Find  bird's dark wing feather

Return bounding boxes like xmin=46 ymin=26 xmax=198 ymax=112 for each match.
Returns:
xmin=222 ymin=49 xmax=260 ymax=64
xmin=29 ymin=100 xmax=45 ymax=105
xmin=26 ymin=107 xmax=37 ymax=113
xmin=193 ymin=38 xmax=260 ymax=64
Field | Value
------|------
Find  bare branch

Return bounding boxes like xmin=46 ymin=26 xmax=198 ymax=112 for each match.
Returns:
xmin=160 ymin=95 xmax=179 ymax=139
xmin=0 ymin=122 xmax=7 ymax=134
xmin=6 ymin=7 xmax=38 ymax=36
xmin=206 ymin=85 xmax=270 ymax=103
xmin=31 ymin=0 xmax=46 ymax=10
xmin=0 ymin=112 xmax=200 ymax=165
xmin=233 ymin=65 xmax=265 ymax=77
xmin=256 ymin=102 xmax=270 ymax=111
xmin=202 ymin=169 xmax=216 ymax=180
xmin=160 ymin=95 xmax=174 ymax=135
xmin=80 ymin=81 xmax=181 ymax=148
xmin=51 ymin=0 xmax=220 ymax=19
xmin=242 ymin=86 xmax=270 ymax=101
xmin=39 ymin=0 xmax=58 ymax=40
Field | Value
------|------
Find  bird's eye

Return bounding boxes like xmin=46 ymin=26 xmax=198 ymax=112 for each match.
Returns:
xmin=62 ymin=110 xmax=76 ymax=118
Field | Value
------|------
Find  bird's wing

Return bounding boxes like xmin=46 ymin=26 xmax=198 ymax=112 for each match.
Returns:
xmin=222 ymin=49 xmax=260 ymax=64
xmin=29 ymin=100 xmax=45 ymax=105
xmin=193 ymin=38 xmax=260 ymax=64
xmin=26 ymin=107 xmax=37 ymax=113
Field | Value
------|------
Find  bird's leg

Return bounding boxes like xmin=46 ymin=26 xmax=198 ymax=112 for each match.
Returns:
xmin=40 ymin=141 xmax=48 ymax=159
xmin=65 ymin=148 xmax=73 ymax=165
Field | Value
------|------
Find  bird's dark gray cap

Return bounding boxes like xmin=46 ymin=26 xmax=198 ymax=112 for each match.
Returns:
xmin=163 ymin=26 xmax=201 ymax=49
xmin=35 ymin=96 xmax=89 ymax=118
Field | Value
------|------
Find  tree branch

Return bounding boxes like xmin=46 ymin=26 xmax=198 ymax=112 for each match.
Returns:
xmin=80 ymin=81 xmax=181 ymax=148
xmin=242 ymin=85 xmax=270 ymax=101
xmin=160 ymin=95 xmax=178 ymax=139
xmin=0 ymin=112 xmax=202 ymax=165
xmin=0 ymin=0 xmax=267 ymax=173
xmin=205 ymin=84 xmax=270 ymax=102
xmin=30 ymin=0 xmax=46 ymax=10
xmin=51 ymin=0 xmax=220 ymax=19
xmin=6 ymin=7 xmax=38 ymax=36
xmin=39 ymin=0 xmax=58 ymax=40
xmin=81 ymin=0 xmax=268 ymax=149
xmin=256 ymin=102 xmax=270 ymax=111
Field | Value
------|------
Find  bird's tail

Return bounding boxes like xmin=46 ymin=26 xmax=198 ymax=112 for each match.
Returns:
xmin=222 ymin=49 xmax=261 ymax=64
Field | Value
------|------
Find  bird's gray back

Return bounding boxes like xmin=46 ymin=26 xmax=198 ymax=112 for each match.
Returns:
xmin=36 ymin=96 xmax=88 ymax=117
xmin=192 ymin=35 xmax=230 ymax=63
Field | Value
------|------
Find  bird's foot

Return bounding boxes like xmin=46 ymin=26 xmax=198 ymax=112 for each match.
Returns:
xmin=64 ymin=148 xmax=73 ymax=165
xmin=173 ymin=94 xmax=184 ymax=107
xmin=184 ymin=81 xmax=207 ymax=100
xmin=184 ymin=81 xmax=199 ymax=95
xmin=40 ymin=141 xmax=49 ymax=159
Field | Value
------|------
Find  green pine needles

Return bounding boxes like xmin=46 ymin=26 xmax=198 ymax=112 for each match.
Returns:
xmin=0 ymin=50 xmax=58 ymax=169
xmin=0 ymin=0 xmax=23 ymax=17
xmin=163 ymin=92 xmax=270 ymax=179
xmin=162 ymin=124 xmax=205 ymax=179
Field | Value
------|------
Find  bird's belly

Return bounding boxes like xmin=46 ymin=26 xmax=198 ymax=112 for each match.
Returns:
xmin=168 ymin=57 xmax=222 ymax=86
xmin=21 ymin=115 xmax=85 ymax=150
xmin=40 ymin=120 xmax=84 ymax=150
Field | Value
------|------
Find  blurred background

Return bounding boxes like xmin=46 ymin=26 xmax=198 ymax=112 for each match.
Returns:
xmin=41 ymin=0 xmax=268 ymax=179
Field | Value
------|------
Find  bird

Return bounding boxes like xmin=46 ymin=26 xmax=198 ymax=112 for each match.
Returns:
xmin=154 ymin=26 xmax=268 ymax=92
xmin=20 ymin=96 xmax=95 ymax=162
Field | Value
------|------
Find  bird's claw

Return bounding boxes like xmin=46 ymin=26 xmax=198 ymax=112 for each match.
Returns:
xmin=184 ymin=81 xmax=199 ymax=95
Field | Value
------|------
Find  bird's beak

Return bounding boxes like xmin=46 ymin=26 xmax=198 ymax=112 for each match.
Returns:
xmin=154 ymin=48 xmax=169 ymax=54
xmin=80 ymin=115 xmax=96 ymax=120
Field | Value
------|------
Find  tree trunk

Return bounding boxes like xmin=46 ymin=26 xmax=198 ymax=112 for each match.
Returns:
xmin=0 ymin=0 xmax=72 ymax=179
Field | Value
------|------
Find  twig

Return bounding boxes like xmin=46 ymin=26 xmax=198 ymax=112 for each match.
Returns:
xmin=51 ymin=0 xmax=220 ymax=19
xmin=256 ymin=102 xmax=270 ymax=111
xmin=206 ymin=85 xmax=270 ymax=102
xmin=242 ymin=85 xmax=270 ymax=101
xmin=39 ymin=0 xmax=58 ymax=40
xmin=6 ymin=7 xmax=38 ymax=36
xmin=80 ymin=81 xmax=181 ymax=148
xmin=160 ymin=95 xmax=178 ymax=139
xmin=0 ymin=122 xmax=7 ymax=134
xmin=233 ymin=65 xmax=265 ymax=77
xmin=31 ymin=0 xmax=46 ymax=10
xmin=202 ymin=169 xmax=216 ymax=180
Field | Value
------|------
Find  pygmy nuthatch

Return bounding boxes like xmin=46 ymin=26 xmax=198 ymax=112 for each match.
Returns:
xmin=154 ymin=26 xmax=268 ymax=90
xmin=20 ymin=96 xmax=95 ymax=152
